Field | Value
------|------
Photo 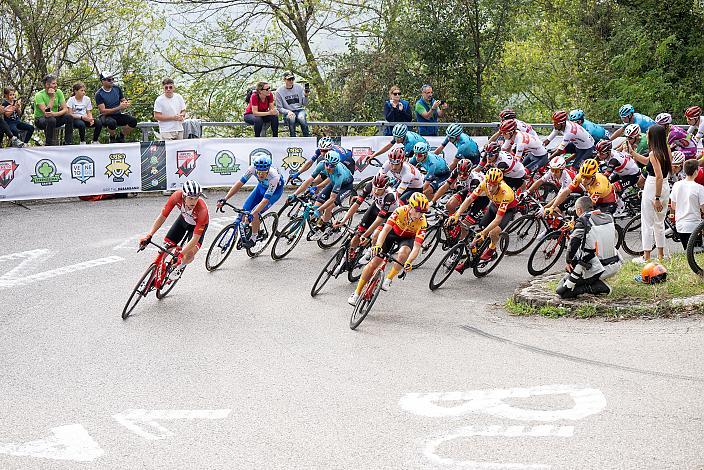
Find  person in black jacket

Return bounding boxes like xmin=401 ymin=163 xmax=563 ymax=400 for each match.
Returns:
xmin=383 ymin=85 xmax=412 ymax=136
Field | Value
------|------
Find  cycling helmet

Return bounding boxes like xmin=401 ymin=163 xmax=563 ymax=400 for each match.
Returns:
xmin=551 ymin=110 xmax=568 ymax=125
xmin=499 ymin=108 xmax=516 ymax=120
xmin=671 ymin=151 xmax=686 ymax=165
xmin=182 ymin=180 xmax=203 ymax=197
xmin=595 ymin=140 xmax=612 ymax=155
xmin=637 ymin=262 xmax=667 ymax=284
xmin=655 ymin=112 xmax=672 ymax=125
xmin=413 ymin=141 xmax=430 ymax=155
xmin=685 ymin=105 xmax=702 ymax=119
xmin=457 ymin=159 xmax=472 ymax=175
xmin=619 ymin=104 xmax=635 ymax=118
xmin=372 ymin=173 xmax=389 ymax=188
xmin=499 ymin=119 xmax=517 ymax=134
xmin=408 ymin=192 xmax=429 ymax=213
xmin=549 ymin=155 xmax=566 ymax=170
xmin=568 ymin=109 xmax=585 ymax=121
xmin=388 ymin=145 xmax=405 ymax=164
xmin=667 ymin=126 xmax=687 ymax=146
xmin=446 ymin=123 xmax=463 ymax=139
xmin=484 ymin=141 xmax=501 ymax=157
xmin=624 ymin=123 xmax=641 ymax=138
xmin=324 ymin=151 xmax=341 ymax=166
xmin=253 ymin=155 xmax=272 ymax=171
xmin=486 ymin=167 xmax=504 ymax=184
xmin=318 ymin=136 xmax=334 ymax=150
xmin=579 ymin=159 xmax=599 ymax=178
xmin=392 ymin=123 xmax=408 ymax=139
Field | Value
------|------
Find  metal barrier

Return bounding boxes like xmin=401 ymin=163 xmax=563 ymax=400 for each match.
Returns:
xmin=137 ymin=120 xmax=627 ymax=142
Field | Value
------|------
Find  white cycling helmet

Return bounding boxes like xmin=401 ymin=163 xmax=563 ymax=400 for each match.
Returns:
xmin=549 ymin=155 xmax=566 ymax=170
xmin=671 ymin=151 xmax=686 ymax=165
xmin=182 ymin=180 xmax=203 ymax=198
xmin=318 ymin=136 xmax=334 ymax=150
xmin=624 ymin=123 xmax=641 ymax=138
xmin=655 ymin=112 xmax=672 ymax=125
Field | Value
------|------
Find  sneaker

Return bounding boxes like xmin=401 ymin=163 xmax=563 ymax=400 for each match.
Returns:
xmin=480 ymin=247 xmax=496 ymax=261
xmin=347 ymin=292 xmax=360 ymax=306
xmin=10 ymin=136 xmax=25 ymax=148
xmin=168 ymin=264 xmax=185 ymax=281
xmin=80 ymin=141 xmax=87 ymax=145
xmin=310 ymin=228 xmax=324 ymax=241
xmin=631 ymin=256 xmax=648 ymax=265
xmin=381 ymin=278 xmax=392 ymax=291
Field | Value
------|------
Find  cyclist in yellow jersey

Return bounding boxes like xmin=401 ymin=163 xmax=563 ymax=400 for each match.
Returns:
xmin=547 ymin=159 xmax=617 ymax=214
xmin=348 ymin=192 xmax=429 ymax=305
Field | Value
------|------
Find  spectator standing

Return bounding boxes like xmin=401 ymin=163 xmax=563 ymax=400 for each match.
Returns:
xmin=414 ymin=84 xmax=447 ymax=136
xmin=67 ymin=82 xmax=101 ymax=144
xmin=244 ymin=81 xmax=278 ymax=137
xmin=627 ymin=124 xmax=672 ymax=264
xmin=95 ymin=72 xmax=137 ymax=143
xmin=275 ymin=71 xmax=310 ymax=137
xmin=670 ymin=159 xmax=704 ymax=250
xmin=154 ymin=78 xmax=186 ymax=140
xmin=34 ymin=75 xmax=73 ymax=146
xmin=383 ymin=86 xmax=411 ymax=136
xmin=2 ymin=87 xmax=33 ymax=145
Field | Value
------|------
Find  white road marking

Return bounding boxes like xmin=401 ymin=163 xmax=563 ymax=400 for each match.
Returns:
xmin=0 ymin=424 xmax=103 ymax=462
xmin=0 ymin=249 xmax=51 ymax=280
xmin=0 ymin=256 xmax=124 ymax=289
xmin=399 ymin=384 xmax=606 ymax=421
xmin=113 ymin=409 xmax=232 ymax=440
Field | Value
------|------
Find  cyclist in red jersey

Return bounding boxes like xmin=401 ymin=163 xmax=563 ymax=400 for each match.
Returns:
xmin=139 ymin=180 xmax=209 ymax=278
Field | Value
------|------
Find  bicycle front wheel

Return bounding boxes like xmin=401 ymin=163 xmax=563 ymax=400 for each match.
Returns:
xmin=413 ymin=225 xmax=441 ymax=268
xmin=527 ymin=231 xmax=566 ymax=276
xmin=621 ymin=215 xmax=647 ymax=256
xmin=276 ymin=198 xmax=303 ymax=232
xmin=473 ymin=232 xmax=509 ymax=278
xmin=156 ymin=260 xmax=185 ymax=299
xmin=350 ymin=269 xmax=384 ymax=330
xmin=687 ymin=220 xmax=704 ymax=276
xmin=505 ymin=214 xmax=542 ymax=256
xmin=318 ymin=208 xmax=351 ymax=249
xmin=271 ymin=217 xmax=305 ymax=260
xmin=247 ymin=212 xmax=279 ymax=258
xmin=205 ymin=223 xmax=238 ymax=271
xmin=311 ymin=247 xmax=346 ymax=297
xmin=122 ymin=263 xmax=156 ymax=319
xmin=429 ymin=243 xmax=466 ymax=291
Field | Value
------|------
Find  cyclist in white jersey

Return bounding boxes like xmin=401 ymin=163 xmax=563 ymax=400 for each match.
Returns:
xmin=380 ymin=145 xmax=424 ymax=203
xmin=499 ymin=119 xmax=548 ymax=172
xmin=488 ymin=108 xmax=538 ymax=142
xmin=544 ymin=110 xmax=595 ymax=169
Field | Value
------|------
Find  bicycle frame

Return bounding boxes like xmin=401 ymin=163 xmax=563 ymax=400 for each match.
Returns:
xmin=140 ymin=240 xmax=181 ymax=290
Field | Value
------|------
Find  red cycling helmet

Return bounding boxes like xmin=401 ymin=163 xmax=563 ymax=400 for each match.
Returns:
xmin=484 ymin=141 xmax=501 ymax=157
xmin=388 ymin=145 xmax=405 ymax=164
xmin=551 ymin=110 xmax=568 ymax=125
xmin=499 ymin=108 xmax=516 ymax=121
xmin=685 ymin=106 xmax=702 ymax=119
xmin=372 ymin=173 xmax=389 ymax=188
xmin=595 ymin=140 xmax=612 ymax=155
xmin=499 ymin=119 xmax=517 ymax=134
xmin=456 ymin=159 xmax=472 ymax=175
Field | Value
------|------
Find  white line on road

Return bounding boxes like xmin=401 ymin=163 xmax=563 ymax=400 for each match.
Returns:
xmin=0 ymin=256 xmax=124 ymax=289
xmin=113 ymin=409 xmax=232 ymax=440
xmin=0 ymin=249 xmax=51 ymax=280
xmin=0 ymin=424 xmax=104 ymax=462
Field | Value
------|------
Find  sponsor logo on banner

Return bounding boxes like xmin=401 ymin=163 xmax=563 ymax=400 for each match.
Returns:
xmin=31 ymin=159 xmax=62 ymax=186
xmin=71 ymin=156 xmax=95 ymax=184
xmin=176 ymin=150 xmax=199 ymax=177
xmin=281 ymin=147 xmax=305 ymax=172
xmin=0 ymin=160 xmax=18 ymax=189
xmin=105 ymin=153 xmax=132 ymax=183
xmin=141 ymin=141 xmax=166 ymax=191
xmin=210 ymin=150 xmax=240 ymax=175
xmin=352 ymin=147 xmax=372 ymax=171
xmin=248 ymin=148 xmax=272 ymax=166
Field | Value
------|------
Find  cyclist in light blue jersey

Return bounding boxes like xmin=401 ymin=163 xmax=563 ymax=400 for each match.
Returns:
xmin=368 ymin=123 xmax=428 ymax=162
xmin=434 ymin=123 xmax=480 ymax=168
xmin=569 ymin=109 xmax=610 ymax=142
xmin=610 ymin=104 xmax=655 ymax=141
xmin=409 ymin=141 xmax=451 ymax=198
xmin=289 ymin=136 xmax=356 ymax=180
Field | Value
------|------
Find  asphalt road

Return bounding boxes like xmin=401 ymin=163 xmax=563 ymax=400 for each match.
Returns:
xmin=1 ymin=193 xmax=703 ymax=470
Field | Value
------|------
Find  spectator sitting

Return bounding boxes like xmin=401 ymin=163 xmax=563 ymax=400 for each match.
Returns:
xmin=670 ymin=159 xmax=704 ymax=250
xmin=414 ymin=84 xmax=447 ymax=136
xmin=383 ymin=85 xmax=411 ymax=136
xmin=275 ymin=71 xmax=310 ymax=137
xmin=244 ymin=81 xmax=278 ymax=137
xmin=67 ymin=82 xmax=101 ymax=144
xmin=34 ymin=74 xmax=73 ymax=146
xmin=95 ymin=72 xmax=137 ymax=143
xmin=154 ymin=78 xmax=186 ymax=140
xmin=556 ymin=196 xmax=623 ymax=299
xmin=2 ymin=87 xmax=32 ymax=146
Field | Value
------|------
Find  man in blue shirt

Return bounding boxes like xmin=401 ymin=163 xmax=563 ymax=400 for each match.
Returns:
xmin=95 ymin=72 xmax=138 ymax=143
xmin=609 ymin=103 xmax=655 ymax=141
xmin=433 ymin=123 xmax=480 ymax=167
xmin=414 ymin=84 xmax=448 ymax=136
xmin=568 ymin=109 xmax=610 ymax=142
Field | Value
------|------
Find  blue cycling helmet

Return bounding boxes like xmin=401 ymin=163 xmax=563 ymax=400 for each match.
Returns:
xmin=413 ymin=141 xmax=430 ymax=155
xmin=325 ymin=151 xmax=341 ymax=166
xmin=568 ymin=109 xmax=585 ymax=121
xmin=446 ymin=123 xmax=463 ymax=138
xmin=619 ymin=104 xmax=635 ymax=118
xmin=392 ymin=123 xmax=408 ymax=138
xmin=253 ymin=155 xmax=272 ymax=171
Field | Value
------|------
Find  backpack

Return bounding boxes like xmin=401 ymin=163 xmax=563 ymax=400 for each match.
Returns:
xmin=244 ymin=87 xmax=255 ymax=104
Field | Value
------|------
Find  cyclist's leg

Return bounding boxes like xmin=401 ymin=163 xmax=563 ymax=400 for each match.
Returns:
xmin=164 ymin=215 xmax=189 ymax=248
xmin=399 ymin=186 xmax=422 ymax=205
xmin=181 ymin=224 xmax=208 ymax=264
xmin=252 ymin=182 xmax=284 ymax=236
xmin=242 ymin=185 xmax=266 ymax=241
xmin=387 ymin=240 xmax=412 ymax=281
xmin=354 ymin=232 xmax=393 ymax=294
xmin=489 ymin=208 xmax=516 ymax=247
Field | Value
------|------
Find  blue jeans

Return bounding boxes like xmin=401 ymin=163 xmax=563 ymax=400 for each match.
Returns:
xmin=283 ymin=109 xmax=310 ymax=137
xmin=7 ymin=119 xmax=34 ymax=143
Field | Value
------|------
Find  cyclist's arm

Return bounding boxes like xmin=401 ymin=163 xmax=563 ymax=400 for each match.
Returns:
xmin=370 ymin=141 xmax=393 ymax=159
xmin=528 ymin=178 xmax=543 ymax=193
xmin=488 ymin=130 xmax=501 ymax=143
xmin=548 ymin=186 xmax=571 ymax=209
xmin=146 ymin=214 xmax=167 ymax=238
xmin=340 ymin=201 xmax=361 ymax=225
xmin=297 ymin=159 xmax=314 ymax=176
xmin=456 ymin=192 xmax=477 ymax=216
xmin=293 ymin=175 xmax=317 ymax=196
xmin=433 ymin=143 xmax=446 ymax=155
xmin=223 ymin=180 xmax=244 ymax=202
xmin=610 ymin=127 xmax=625 ymax=140
xmin=361 ymin=216 xmax=385 ymax=239
xmin=375 ymin=222 xmax=393 ymax=248
xmin=432 ymin=181 xmax=451 ymax=203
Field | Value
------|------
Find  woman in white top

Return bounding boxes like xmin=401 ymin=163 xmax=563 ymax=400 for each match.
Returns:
xmin=67 ymin=82 xmax=101 ymax=144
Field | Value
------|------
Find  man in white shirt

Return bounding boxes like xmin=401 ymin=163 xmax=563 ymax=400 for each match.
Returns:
xmin=670 ymin=159 xmax=704 ymax=250
xmin=153 ymin=78 xmax=186 ymax=140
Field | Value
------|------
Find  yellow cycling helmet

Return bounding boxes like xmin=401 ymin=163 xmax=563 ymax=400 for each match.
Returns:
xmin=579 ymin=158 xmax=599 ymax=178
xmin=485 ymin=167 xmax=504 ymax=184
xmin=408 ymin=192 xmax=429 ymax=213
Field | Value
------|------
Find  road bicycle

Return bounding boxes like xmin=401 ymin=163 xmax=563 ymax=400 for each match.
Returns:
xmin=686 ymin=220 xmax=704 ymax=275
xmin=350 ymin=251 xmax=407 ymax=330
xmin=204 ymin=202 xmax=278 ymax=271
xmin=620 ymin=209 xmax=679 ymax=257
xmin=526 ymin=213 xmax=575 ymax=276
xmin=310 ymin=227 xmax=368 ymax=297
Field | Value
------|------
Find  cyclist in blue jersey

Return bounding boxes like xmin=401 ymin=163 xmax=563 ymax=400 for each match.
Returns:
xmin=409 ymin=141 xmax=451 ymax=198
xmin=289 ymin=136 xmax=356 ymax=180
xmin=368 ymin=123 xmax=427 ymax=161
xmin=289 ymin=151 xmax=354 ymax=240
xmin=569 ymin=109 xmax=610 ymax=142
xmin=433 ymin=123 xmax=480 ymax=167
xmin=610 ymin=104 xmax=655 ymax=141
xmin=217 ymin=155 xmax=284 ymax=250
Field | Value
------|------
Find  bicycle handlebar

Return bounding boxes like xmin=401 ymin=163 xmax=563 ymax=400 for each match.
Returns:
xmin=138 ymin=240 xmax=179 ymax=260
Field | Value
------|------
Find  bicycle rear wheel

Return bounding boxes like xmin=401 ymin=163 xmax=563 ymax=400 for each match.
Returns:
xmin=156 ymin=259 xmax=185 ymax=299
xmin=246 ymin=212 xmax=279 ymax=258
xmin=429 ymin=243 xmax=466 ymax=291
xmin=347 ymin=247 xmax=366 ymax=283
xmin=413 ymin=225 xmax=441 ymax=268
xmin=311 ymin=247 xmax=346 ymax=297
xmin=687 ymin=221 xmax=704 ymax=276
xmin=271 ymin=217 xmax=305 ymax=260
xmin=473 ymin=233 xmax=509 ymax=278
xmin=350 ymin=269 xmax=384 ymax=330
xmin=621 ymin=214 xmax=648 ymax=256
xmin=122 ymin=263 xmax=156 ymax=319
xmin=527 ymin=231 xmax=566 ymax=276
xmin=318 ymin=208 xmax=352 ymax=248
xmin=276 ymin=198 xmax=303 ymax=232
xmin=205 ymin=223 xmax=238 ymax=271
xmin=505 ymin=214 xmax=542 ymax=256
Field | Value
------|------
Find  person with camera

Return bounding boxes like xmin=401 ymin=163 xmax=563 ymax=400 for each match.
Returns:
xmin=275 ymin=71 xmax=310 ymax=137
xmin=414 ymin=84 xmax=447 ymax=136
xmin=95 ymin=72 xmax=138 ymax=143
xmin=34 ymin=75 xmax=73 ymax=146
xmin=1 ymin=87 xmax=31 ymax=146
